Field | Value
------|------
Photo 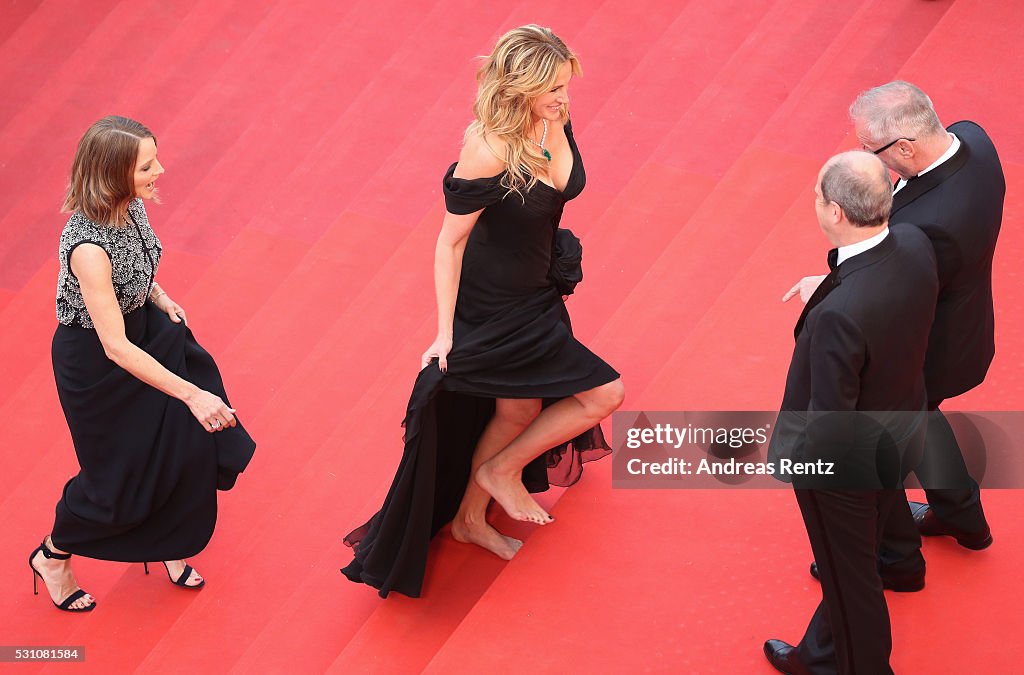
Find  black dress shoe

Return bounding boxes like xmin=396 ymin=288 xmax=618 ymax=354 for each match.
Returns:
xmin=809 ymin=561 xmax=924 ymax=592
xmin=763 ymin=639 xmax=812 ymax=675
xmin=909 ymin=501 xmax=993 ymax=550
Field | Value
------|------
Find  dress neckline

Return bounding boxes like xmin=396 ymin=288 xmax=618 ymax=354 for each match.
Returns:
xmin=449 ymin=120 xmax=582 ymax=199
xmin=534 ymin=121 xmax=579 ymax=194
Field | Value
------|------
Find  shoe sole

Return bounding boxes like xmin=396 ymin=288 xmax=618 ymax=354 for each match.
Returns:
xmin=920 ymin=529 xmax=993 ymax=551
xmin=885 ymin=578 xmax=925 ymax=592
xmin=955 ymin=533 xmax=993 ymax=551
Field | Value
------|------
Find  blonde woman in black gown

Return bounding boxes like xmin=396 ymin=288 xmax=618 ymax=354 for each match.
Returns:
xmin=29 ymin=117 xmax=255 ymax=611
xmin=344 ymin=25 xmax=624 ymax=598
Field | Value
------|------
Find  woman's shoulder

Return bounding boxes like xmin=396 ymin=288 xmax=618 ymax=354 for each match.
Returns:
xmin=58 ymin=199 xmax=146 ymax=249
xmin=443 ymin=130 xmax=509 ymax=215
xmin=60 ymin=210 xmax=106 ymax=243
xmin=127 ymin=196 xmax=147 ymax=216
xmin=58 ymin=212 xmax=112 ymax=270
xmin=453 ymin=130 xmax=507 ymax=181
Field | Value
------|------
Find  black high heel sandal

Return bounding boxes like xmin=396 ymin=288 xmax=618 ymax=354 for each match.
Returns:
xmin=143 ymin=561 xmax=205 ymax=589
xmin=29 ymin=540 xmax=96 ymax=612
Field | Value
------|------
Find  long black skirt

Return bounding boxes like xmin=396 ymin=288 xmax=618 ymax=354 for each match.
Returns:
xmin=49 ymin=302 xmax=255 ymax=561
xmin=342 ymin=289 xmax=618 ymax=598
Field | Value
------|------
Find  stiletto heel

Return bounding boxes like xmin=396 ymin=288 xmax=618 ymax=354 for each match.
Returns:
xmin=28 ymin=539 xmax=96 ymax=612
xmin=143 ymin=562 xmax=149 ymax=575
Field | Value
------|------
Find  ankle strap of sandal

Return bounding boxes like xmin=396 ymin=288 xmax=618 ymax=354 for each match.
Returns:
xmin=41 ymin=540 xmax=72 ymax=560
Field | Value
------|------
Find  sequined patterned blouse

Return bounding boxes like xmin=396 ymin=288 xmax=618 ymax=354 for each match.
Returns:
xmin=56 ymin=198 xmax=162 ymax=328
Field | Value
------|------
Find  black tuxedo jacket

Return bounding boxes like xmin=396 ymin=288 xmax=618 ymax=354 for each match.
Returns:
xmin=892 ymin=121 xmax=1004 ymax=400
xmin=776 ymin=225 xmax=938 ymax=479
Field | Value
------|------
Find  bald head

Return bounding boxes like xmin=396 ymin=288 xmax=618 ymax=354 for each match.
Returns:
xmin=819 ymin=151 xmax=892 ymax=227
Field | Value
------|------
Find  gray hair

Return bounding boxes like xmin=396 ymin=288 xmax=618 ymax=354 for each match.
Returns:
xmin=820 ymin=151 xmax=892 ymax=227
xmin=849 ymin=81 xmax=945 ymax=143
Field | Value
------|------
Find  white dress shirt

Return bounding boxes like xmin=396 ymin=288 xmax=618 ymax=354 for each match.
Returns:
xmin=893 ymin=133 xmax=960 ymax=194
xmin=836 ymin=227 xmax=889 ymax=266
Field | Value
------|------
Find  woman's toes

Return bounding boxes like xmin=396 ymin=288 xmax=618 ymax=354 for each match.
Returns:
xmin=187 ymin=567 xmax=204 ymax=586
xmin=529 ymin=508 xmax=550 ymax=524
xmin=71 ymin=594 xmax=93 ymax=610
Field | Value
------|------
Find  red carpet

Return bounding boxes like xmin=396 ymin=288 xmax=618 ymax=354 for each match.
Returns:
xmin=0 ymin=0 xmax=1021 ymax=672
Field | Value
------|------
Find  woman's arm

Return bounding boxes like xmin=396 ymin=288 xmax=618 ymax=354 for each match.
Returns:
xmin=71 ymin=244 xmax=236 ymax=432
xmin=422 ymin=210 xmax=477 ymax=372
xmin=420 ymin=134 xmax=506 ymax=372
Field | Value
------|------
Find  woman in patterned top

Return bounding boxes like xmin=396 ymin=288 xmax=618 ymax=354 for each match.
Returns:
xmin=29 ymin=116 xmax=255 ymax=612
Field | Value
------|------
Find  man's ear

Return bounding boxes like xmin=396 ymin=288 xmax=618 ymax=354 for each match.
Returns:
xmin=830 ymin=201 xmax=844 ymax=226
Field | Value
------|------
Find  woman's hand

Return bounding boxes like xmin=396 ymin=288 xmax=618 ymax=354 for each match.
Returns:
xmin=152 ymin=291 xmax=187 ymax=325
xmin=421 ymin=334 xmax=453 ymax=372
xmin=184 ymin=389 xmax=237 ymax=433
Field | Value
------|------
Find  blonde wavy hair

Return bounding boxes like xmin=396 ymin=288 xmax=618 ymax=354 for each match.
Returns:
xmin=465 ymin=25 xmax=581 ymax=195
xmin=62 ymin=116 xmax=157 ymax=226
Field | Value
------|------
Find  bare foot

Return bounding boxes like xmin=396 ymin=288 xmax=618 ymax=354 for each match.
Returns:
xmin=451 ymin=518 xmax=523 ymax=560
xmin=162 ymin=560 xmax=204 ymax=587
xmin=31 ymin=540 xmax=95 ymax=610
xmin=475 ymin=463 xmax=553 ymax=525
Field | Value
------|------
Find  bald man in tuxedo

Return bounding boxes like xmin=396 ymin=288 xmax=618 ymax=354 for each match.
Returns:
xmin=765 ymin=151 xmax=937 ymax=675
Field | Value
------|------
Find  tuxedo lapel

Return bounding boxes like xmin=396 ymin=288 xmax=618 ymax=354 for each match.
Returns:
xmin=793 ymin=235 xmax=898 ymax=339
xmin=794 ymin=249 xmax=840 ymax=340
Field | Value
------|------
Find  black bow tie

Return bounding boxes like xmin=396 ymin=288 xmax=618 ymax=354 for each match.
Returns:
xmin=827 ymin=248 xmax=839 ymax=271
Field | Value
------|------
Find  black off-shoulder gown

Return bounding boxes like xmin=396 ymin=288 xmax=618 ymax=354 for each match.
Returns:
xmin=342 ymin=122 xmax=619 ymax=597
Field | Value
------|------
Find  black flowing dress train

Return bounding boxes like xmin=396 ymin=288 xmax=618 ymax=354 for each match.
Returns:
xmin=342 ymin=122 xmax=619 ymax=598
xmin=49 ymin=199 xmax=256 ymax=561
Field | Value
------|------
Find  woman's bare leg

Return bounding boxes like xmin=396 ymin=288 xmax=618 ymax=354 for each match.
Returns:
xmin=476 ymin=379 xmax=625 ymax=524
xmin=452 ymin=398 xmax=541 ymax=559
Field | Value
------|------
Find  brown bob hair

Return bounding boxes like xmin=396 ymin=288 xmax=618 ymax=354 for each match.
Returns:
xmin=62 ymin=116 xmax=157 ymax=226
